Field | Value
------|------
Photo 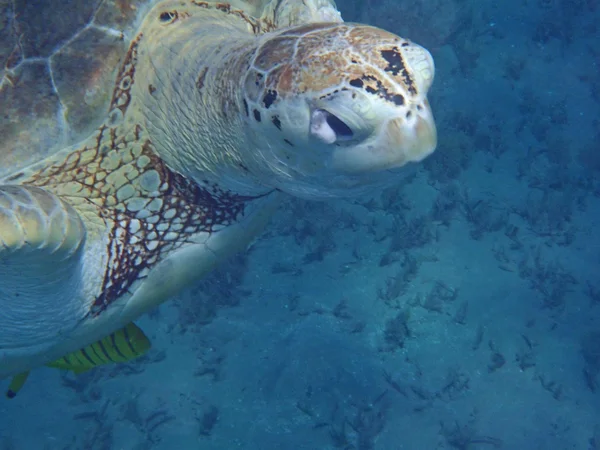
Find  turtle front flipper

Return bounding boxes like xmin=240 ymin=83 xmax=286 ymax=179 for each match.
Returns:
xmin=0 ymin=185 xmax=87 ymax=355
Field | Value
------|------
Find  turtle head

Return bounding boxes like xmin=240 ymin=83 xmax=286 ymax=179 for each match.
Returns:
xmin=242 ymin=23 xmax=436 ymax=199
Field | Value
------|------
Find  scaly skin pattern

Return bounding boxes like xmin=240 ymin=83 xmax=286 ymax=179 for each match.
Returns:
xmin=0 ymin=0 xmax=437 ymax=378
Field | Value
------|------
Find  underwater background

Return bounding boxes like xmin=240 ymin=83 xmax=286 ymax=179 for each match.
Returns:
xmin=1 ymin=0 xmax=600 ymax=448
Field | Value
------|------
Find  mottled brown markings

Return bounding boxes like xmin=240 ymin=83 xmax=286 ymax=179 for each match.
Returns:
xmin=356 ymin=74 xmax=405 ymax=107
xmin=249 ymin=24 xmax=422 ymax=106
xmin=254 ymin=37 xmax=297 ymax=71
xmin=109 ymin=33 xmax=142 ymax=117
xmin=345 ymin=27 xmax=421 ymax=99
xmin=267 ymin=65 xmax=293 ymax=93
xmin=294 ymin=53 xmax=348 ymax=94
xmin=381 ymin=50 xmax=403 ymax=75
xmin=274 ymin=28 xmax=351 ymax=95
xmin=380 ymin=47 xmax=417 ymax=95
xmin=196 ymin=67 xmax=208 ymax=91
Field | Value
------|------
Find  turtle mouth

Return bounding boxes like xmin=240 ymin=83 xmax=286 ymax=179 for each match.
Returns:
xmin=309 ymin=109 xmax=354 ymax=144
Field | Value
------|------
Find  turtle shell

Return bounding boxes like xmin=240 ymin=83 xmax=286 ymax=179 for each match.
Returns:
xmin=0 ymin=0 xmax=151 ymax=177
xmin=0 ymin=0 xmax=340 ymax=177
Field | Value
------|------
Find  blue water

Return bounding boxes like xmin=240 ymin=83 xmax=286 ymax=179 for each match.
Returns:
xmin=2 ymin=0 xmax=600 ymax=449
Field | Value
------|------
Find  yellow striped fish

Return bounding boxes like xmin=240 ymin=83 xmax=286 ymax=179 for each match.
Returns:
xmin=6 ymin=322 xmax=151 ymax=398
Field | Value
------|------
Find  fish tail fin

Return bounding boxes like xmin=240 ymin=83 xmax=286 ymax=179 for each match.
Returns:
xmin=6 ymin=371 xmax=30 ymax=399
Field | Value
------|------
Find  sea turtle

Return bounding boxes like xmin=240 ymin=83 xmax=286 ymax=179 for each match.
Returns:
xmin=0 ymin=0 xmax=437 ymax=397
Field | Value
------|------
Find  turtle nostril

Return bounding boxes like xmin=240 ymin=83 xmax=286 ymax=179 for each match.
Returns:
xmin=323 ymin=110 xmax=353 ymax=138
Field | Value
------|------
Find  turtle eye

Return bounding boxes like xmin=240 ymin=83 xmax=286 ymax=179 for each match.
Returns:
xmin=309 ymin=109 xmax=354 ymax=144
xmin=323 ymin=110 xmax=353 ymax=139
xmin=159 ymin=11 xmax=178 ymax=23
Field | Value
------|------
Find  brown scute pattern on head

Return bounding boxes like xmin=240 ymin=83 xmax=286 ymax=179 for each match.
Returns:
xmin=253 ymin=36 xmax=297 ymax=71
xmin=243 ymin=24 xmax=424 ymax=128
xmin=352 ymin=74 xmax=406 ymax=107
xmin=265 ymin=64 xmax=294 ymax=94
xmin=346 ymin=26 xmax=419 ymax=97
xmin=380 ymin=47 xmax=417 ymax=96
xmin=109 ymin=33 xmax=142 ymax=119
xmin=22 ymin=124 xmax=258 ymax=316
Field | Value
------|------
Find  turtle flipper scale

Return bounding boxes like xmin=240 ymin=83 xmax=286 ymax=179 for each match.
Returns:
xmin=0 ymin=185 xmax=87 ymax=351
xmin=0 ymin=185 xmax=85 ymax=258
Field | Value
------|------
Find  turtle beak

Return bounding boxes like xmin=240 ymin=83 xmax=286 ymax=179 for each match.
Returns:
xmin=330 ymin=98 xmax=437 ymax=174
